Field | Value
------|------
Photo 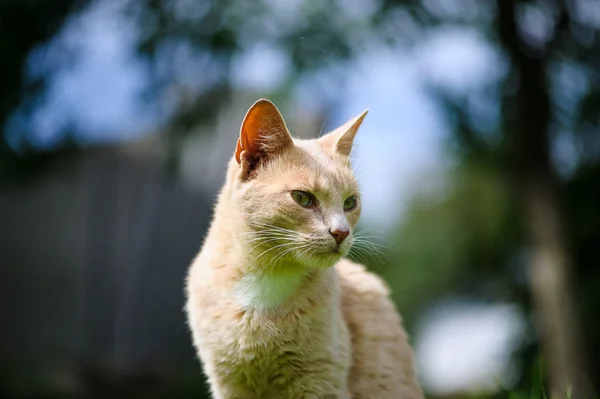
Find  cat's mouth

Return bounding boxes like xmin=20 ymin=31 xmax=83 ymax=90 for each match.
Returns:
xmin=312 ymin=245 xmax=343 ymax=258
xmin=299 ymin=240 xmax=351 ymax=265
xmin=327 ymin=242 xmax=350 ymax=257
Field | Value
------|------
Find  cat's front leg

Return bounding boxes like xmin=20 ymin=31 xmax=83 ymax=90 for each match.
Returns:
xmin=202 ymin=370 xmax=236 ymax=399
xmin=301 ymin=392 xmax=350 ymax=399
xmin=206 ymin=384 xmax=244 ymax=399
xmin=288 ymin=378 xmax=348 ymax=399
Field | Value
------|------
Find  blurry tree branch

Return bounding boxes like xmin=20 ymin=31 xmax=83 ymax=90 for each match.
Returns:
xmin=496 ymin=0 xmax=585 ymax=396
xmin=0 ymin=0 xmax=90 ymax=178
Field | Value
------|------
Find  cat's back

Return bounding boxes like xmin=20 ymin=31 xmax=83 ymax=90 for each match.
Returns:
xmin=336 ymin=259 xmax=424 ymax=399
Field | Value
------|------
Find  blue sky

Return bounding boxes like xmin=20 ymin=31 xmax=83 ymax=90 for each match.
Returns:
xmin=23 ymin=1 xmax=522 ymax=393
xmin=25 ymin=0 xmax=502 ymax=229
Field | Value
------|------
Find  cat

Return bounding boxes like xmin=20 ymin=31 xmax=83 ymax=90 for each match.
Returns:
xmin=185 ymin=98 xmax=424 ymax=399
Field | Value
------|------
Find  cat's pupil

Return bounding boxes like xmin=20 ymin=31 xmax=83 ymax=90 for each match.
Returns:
xmin=344 ymin=196 xmax=357 ymax=211
xmin=292 ymin=190 xmax=313 ymax=208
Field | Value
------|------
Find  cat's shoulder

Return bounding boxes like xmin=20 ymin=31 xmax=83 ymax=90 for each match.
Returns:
xmin=335 ymin=258 xmax=391 ymax=298
xmin=335 ymin=258 xmax=406 ymax=339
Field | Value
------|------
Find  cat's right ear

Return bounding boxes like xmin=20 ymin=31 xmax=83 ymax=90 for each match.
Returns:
xmin=235 ymin=99 xmax=293 ymax=179
xmin=318 ymin=109 xmax=368 ymax=157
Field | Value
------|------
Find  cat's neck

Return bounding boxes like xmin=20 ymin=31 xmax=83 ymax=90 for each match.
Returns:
xmin=235 ymin=267 xmax=310 ymax=310
xmin=233 ymin=266 xmax=337 ymax=313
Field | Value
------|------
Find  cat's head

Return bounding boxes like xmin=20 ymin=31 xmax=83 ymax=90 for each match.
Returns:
xmin=228 ymin=99 xmax=367 ymax=270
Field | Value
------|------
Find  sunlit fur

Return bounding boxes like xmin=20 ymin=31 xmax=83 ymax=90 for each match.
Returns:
xmin=186 ymin=100 xmax=424 ymax=399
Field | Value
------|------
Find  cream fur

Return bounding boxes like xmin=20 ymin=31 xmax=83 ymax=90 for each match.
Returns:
xmin=185 ymin=99 xmax=424 ymax=399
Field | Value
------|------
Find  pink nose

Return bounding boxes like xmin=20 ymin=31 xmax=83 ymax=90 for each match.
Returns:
xmin=330 ymin=228 xmax=350 ymax=245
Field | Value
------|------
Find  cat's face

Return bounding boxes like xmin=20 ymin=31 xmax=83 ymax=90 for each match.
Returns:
xmin=232 ymin=99 xmax=367 ymax=270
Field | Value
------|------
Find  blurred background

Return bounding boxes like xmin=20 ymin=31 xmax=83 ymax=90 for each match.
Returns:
xmin=0 ymin=0 xmax=599 ymax=398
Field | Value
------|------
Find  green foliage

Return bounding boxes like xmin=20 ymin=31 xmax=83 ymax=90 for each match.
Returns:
xmin=0 ymin=1 xmax=90 ymax=174
xmin=382 ymin=163 xmax=521 ymax=324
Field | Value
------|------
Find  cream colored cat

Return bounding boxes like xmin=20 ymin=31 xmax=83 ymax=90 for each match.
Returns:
xmin=185 ymin=99 xmax=423 ymax=399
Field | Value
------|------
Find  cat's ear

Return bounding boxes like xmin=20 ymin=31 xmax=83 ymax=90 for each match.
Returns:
xmin=235 ymin=99 xmax=293 ymax=177
xmin=319 ymin=110 xmax=368 ymax=157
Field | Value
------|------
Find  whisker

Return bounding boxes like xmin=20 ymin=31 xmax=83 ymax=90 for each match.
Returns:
xmin=353 ymin=241 xmax=386 ymax=256
xmin=246 ymin=222 xmax=312 ymax=238
xmin=242 ymin=234 xmax=297 ymax=244
xmin=351 ymin=156 xmax=363 ymax=175
xmin=348 ymin=233 xmax=390 ymax=267
xmin=253 ymin=242 xmax=296 ymax=262
xmin=242 ymin=229 xmax=305 ymax=244
xmin=244 ymin=237 xmax=289 ymax=255
xmin=353 ymin=232 xmax=392 ymax=246
xmin=354 ymin=241 xmax=387 ymax=258
xmin=267 ymin=243 xmax=311 ymax=270
xmin=348 ymin=246 xmax=369 ymax=265
xmin=318 ymin=112 xmax=333 ymax=138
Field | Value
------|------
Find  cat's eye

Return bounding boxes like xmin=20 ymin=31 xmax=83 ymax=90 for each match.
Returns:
xmin=343 ymin=196 xmax=357 ymax=211
xmin=291 ymin=190 xmax=314 ymax=208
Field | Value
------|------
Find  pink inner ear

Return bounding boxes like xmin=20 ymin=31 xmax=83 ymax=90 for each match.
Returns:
xmin=237 ymin=100 xmax=277 ymax=161
xmin=236 ymin=99 xmax=292 ymax=164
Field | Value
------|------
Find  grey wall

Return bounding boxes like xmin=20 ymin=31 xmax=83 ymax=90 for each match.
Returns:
xmin=0 ymin=145 xmax=213 ymax=391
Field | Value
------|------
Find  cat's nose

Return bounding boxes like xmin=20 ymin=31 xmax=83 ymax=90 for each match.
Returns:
xmin=329 ymin=228 xmax=350 ymax=245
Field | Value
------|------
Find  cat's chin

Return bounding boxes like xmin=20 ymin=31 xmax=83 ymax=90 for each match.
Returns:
xmin=301 ymin=250 xmax=347 ymax=269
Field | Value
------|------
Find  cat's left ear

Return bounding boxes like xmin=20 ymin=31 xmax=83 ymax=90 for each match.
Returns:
xmin=319 ymin=110 xmax=368 ymax=157
xmin=235 ymin=99 xmax=293 ymax=178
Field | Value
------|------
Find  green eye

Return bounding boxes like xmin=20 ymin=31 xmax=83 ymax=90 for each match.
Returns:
xmin=291 ymin=191 xmax=314 ymax=208
xmin=344 ymin=196 xmax=357 ymax=211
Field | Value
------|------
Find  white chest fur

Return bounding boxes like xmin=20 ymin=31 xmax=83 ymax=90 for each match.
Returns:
xmin=235 ymin=270 xmax=307 ymax=310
